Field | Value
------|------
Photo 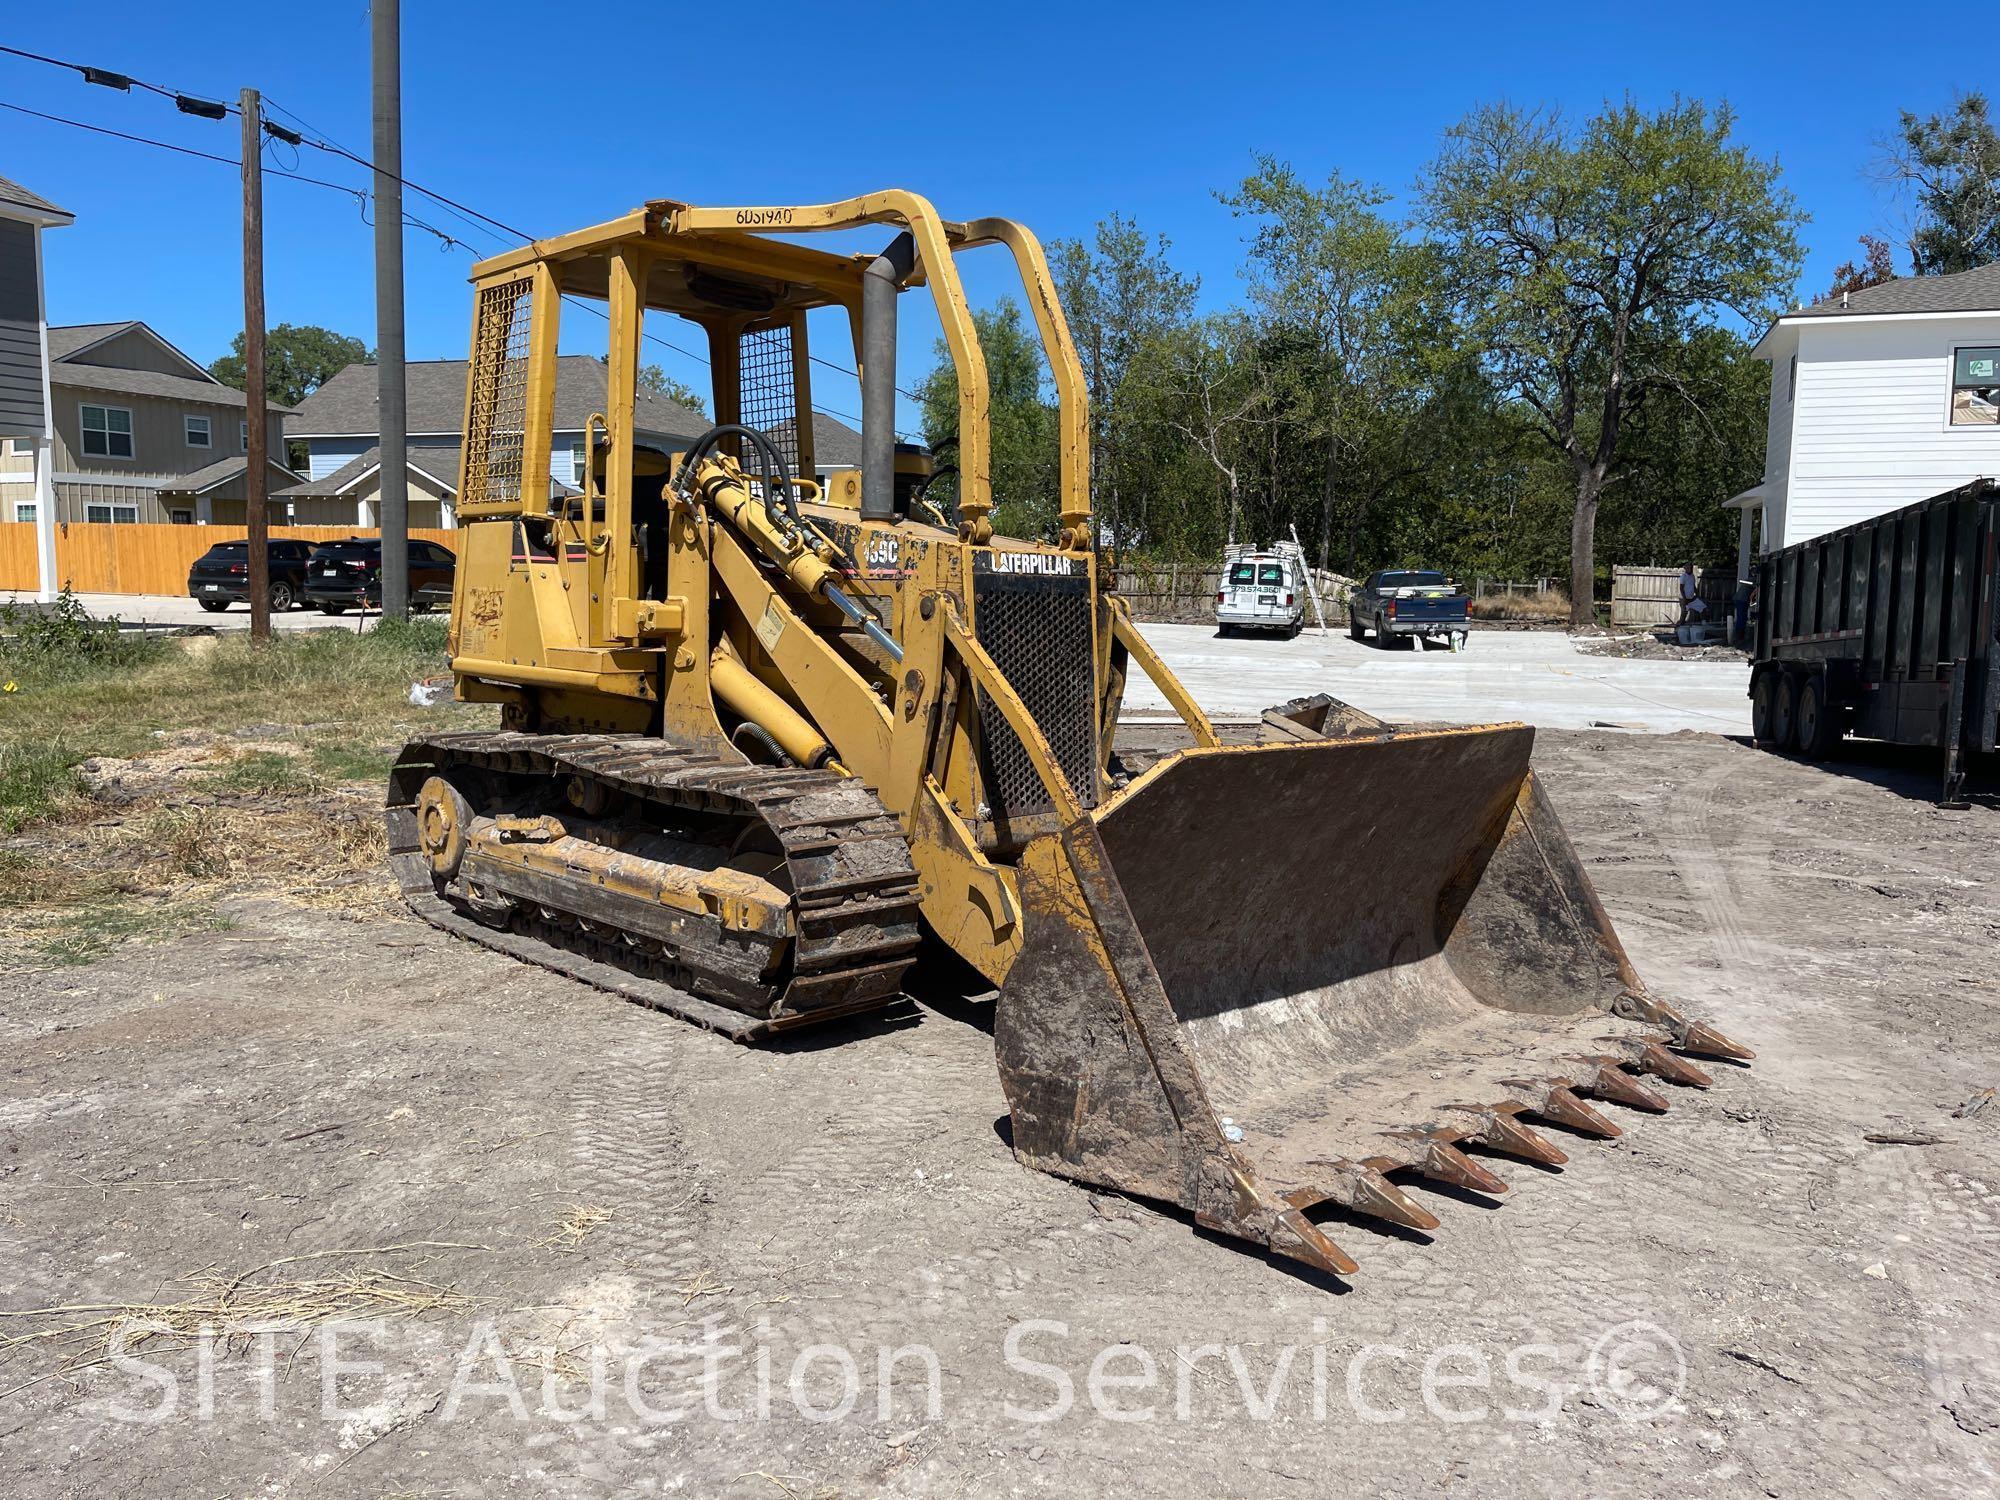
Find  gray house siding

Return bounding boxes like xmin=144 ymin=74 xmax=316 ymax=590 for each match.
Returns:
xmin=59 ymin=326 xmax=209 ymax=378
xmin=0 ymin=219 xmax=44 ymax=436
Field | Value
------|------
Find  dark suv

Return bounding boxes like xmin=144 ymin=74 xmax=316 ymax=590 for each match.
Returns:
xmin=187 ymin=539 xmax=315 ymax=612
xmin=304 ymin=538 xmax=456 ymax=614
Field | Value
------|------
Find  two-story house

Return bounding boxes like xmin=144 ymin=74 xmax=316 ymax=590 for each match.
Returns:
xmin=280 ymin=356 xmax=709 ymax=528
xmin=1730 ymin=261 xmax=2000 ymax=574
xmin=0 ymin=171 xmax=71 ymax=596
xmin=1 ymin=319 xmax=297 ymax=525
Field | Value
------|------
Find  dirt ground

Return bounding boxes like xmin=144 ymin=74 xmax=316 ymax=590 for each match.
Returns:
xmin=3 ymin=726 xmax=1998 ymax=1498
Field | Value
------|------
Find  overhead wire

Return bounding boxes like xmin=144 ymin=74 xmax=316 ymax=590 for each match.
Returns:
xmin=4 ymin=51 xmax=921 ymax=434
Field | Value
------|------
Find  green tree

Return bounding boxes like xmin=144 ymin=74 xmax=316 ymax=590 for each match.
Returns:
xmin=917 ymin=299 xmax=1059 ymax=538
xmin=1420 ymin=98 xmax=1803 ymax=626
xmin=1049 ymin=215 xmax=1197 ymax=550
xmin=1151 ymin=312 xmax=1267 ymax=549
xmin=1223 ymin=157 xmax=1458 ymax=571
xmin=1883 ymin=93 xmax=2000 ymax=275
xmin=638 ymin=364 xmax=710 ymax=417
xmin=209 ymin=324 xmax=371 ymax=408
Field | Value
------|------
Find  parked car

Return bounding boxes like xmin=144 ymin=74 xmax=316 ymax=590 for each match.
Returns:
xmin=186 ymin=539 xmax=315 ymax=613
xmin=1215 ymin=543 xmax=1308 ymax=637
xmin=304 ymin=538 xmax=456 ymax=615
xmin=1348 ymin=569 xmax=1469 ymax=650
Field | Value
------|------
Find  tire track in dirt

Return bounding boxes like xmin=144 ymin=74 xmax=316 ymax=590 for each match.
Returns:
xmin=1661 ymin=758 xmax=1762 ymax=974
xmin=548 ymin=1014 xmax=759 ymax=1490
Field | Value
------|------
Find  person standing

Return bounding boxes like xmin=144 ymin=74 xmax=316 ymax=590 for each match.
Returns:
xmin=1678 ymin=564 xmax=1708 ymax=627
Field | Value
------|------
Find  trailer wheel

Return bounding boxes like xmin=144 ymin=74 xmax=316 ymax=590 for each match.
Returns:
xmin=1751 ymin=670 xmax=1780 ymax=746
xmin=1770 ymin=672 xmax=1801 ymax=752
xmin=1795 ymin=675 xmax=1841 ymax=760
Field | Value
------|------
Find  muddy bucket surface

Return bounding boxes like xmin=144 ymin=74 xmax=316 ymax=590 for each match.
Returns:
xmin=995 ymin=722 xmax=1749 ymax=1272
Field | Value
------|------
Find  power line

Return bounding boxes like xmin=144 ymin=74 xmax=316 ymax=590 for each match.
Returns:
xmin=3 ymin=50 xmax=920 ymax=432
xmin=0 ymin=41 xmax=227 ymax=113
xmin=0 ymin=101 xmax=467 ymax=250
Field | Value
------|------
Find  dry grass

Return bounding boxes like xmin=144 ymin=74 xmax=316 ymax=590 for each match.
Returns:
xmin=539 ymin=1204 xmax=612 ymax=1254
xmin=0 ymin=617 xmax=491 ymax=967
xmin=1467 ymin=589 xmax=1571 ymax=621
xmin=0 ymin=1242 xmax=483 ymax=1400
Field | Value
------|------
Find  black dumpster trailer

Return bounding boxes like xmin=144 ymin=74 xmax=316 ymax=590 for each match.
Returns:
xmin=1750 ymin=477 xmax=2000 ymax=804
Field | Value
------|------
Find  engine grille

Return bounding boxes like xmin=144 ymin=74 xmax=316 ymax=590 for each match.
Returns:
xmin=972 ymin=569 xmax=1100 ymax=822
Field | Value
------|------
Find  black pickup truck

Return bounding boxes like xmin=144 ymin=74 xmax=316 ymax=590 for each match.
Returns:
xmin=1347 ymin=569 xmax=1469 ymax=650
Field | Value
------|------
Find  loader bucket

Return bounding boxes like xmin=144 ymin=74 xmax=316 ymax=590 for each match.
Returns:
xmin=993 ymin=721 xmax=1751 ymax=1277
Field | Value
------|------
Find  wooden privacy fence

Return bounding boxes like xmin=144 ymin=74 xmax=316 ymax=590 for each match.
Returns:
xmin=1110 ymin=560 xmax=1354 ymax=623
xmin=0 ymin=523 xmax=460 ymax=597
xmin=1609 ymin=564 xmax=1735 ymax=627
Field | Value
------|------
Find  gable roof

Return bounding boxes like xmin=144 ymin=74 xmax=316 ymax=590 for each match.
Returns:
xmin=50 ymin=359 xmax=295 ymax=412
xmin=0 ymin=174 xmax=72 ymax=225
xmin=48 ymin=320 xmax=219 ymax=382
xmin=274 ymin=444 xmax=461 ymax=499
xmin=285 ymin=356 xmax=709 ymax=441
xmin=768 ymin=411 xmax=863 ymax=469
xmin=1786 ymin=261 xmax=2000 ymax=322
xmin=160 ymin=455 xmax=306 ymax=496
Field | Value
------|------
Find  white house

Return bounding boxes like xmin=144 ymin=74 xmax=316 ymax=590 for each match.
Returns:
xmin=1729 ymin=261 xmax=2000 ymax=579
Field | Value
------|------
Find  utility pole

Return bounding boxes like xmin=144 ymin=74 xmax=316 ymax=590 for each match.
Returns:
xmin=372 ymin=0 xmax=409 ymax=620
xmin=241 ymin=87 xmax=270 ymax=642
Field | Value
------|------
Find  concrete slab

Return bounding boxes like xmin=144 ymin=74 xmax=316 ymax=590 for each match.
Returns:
xmin=1 ymin=590 xmax=390 ymax=633
xmin=1126 ymin=620 xmax=1751 ymax=735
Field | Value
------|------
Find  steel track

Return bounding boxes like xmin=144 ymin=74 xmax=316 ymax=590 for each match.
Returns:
xmin=386 ymin=731 xmax=922 ymax=1040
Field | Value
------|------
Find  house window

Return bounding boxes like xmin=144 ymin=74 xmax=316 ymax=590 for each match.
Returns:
xmin=169 ymin=509 xmax=194 ymax=524
xmin=14 ymin=503 xmax=35 ymax=523
xmin=1952 ymin=347 xmax=2000 ymax=426
xmin=80 ymin=404 xmax=135 ymax=459
xmin=241 ymin=420 xmax=248 ymax=450
xmin=186 ymin=414 xmax=212 ymax=449
xmin=1788 ymin=354 xmax=1798 ymax=403
xmin=84 ymin=502 xmax=140 ymax=523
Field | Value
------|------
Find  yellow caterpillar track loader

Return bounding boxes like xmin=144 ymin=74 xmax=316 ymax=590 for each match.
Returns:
xmin=387 ymin=192 xmax=1752 ymax=1278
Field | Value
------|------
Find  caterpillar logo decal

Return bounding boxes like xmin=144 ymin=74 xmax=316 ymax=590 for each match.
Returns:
xmin=974 ymin=550 xmax=1085 ymax=577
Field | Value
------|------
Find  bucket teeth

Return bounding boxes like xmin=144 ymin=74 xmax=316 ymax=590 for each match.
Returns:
xmin=1381 ymin=1132 xmax=1510 ymax=1195
xmin=1447 ymin=1105 xmax=1570 ymax=1166
xmin=1570 ymin=1058 xmax=1671 ymax=1113
xmin=1502 ymin=1079 xmax=1623 ymax=1139
xmin=1604 ymin=1035 xmax=1715 ymax=1089
xmin=1617 ymin=990 xmax=1756 ymax=1063
xmin=1266 ymin=1207 xmax=1361 ymax=1277
xmin=1299 ymin=1162 xmax=1442 ymax=1233
xmin=1675 ymin=1018 xmax=1756 ymax=1063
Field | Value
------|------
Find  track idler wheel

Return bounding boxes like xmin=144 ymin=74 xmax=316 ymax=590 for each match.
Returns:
xmin=414 ymin=776 xmax=474 ymax=880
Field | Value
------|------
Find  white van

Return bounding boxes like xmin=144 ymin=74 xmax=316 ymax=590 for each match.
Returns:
xmin=1215 ymin=542 xmax=1307 ymax=637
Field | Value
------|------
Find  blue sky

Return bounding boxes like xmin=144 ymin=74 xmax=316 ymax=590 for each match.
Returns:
xmin=0 ymin=1 xmax=1975 ymax=429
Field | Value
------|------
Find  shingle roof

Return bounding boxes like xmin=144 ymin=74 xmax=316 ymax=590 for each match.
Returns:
xmin=768 ymin=412 xmax=863 ymax=469
xmin=0 ymin=174 xmax=72 ymax=223
xmin=275 ymin=445 xmax=461 ymax=499
xmin=49 ymin=360 xmax=292 ymax=412
xmin=1788 ymin=261 xmax=2000 ymax=320
xmin=46 ymin=322 xmax=141 ymax=360
xmin=285 ymin=356 xmax=709 ymax=441
xmin=159 ymin=456 xmax=305 ymax=495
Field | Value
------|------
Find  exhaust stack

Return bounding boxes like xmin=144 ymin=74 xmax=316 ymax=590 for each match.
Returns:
xmin=861 ymin=233 xmax=916 ymax=522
